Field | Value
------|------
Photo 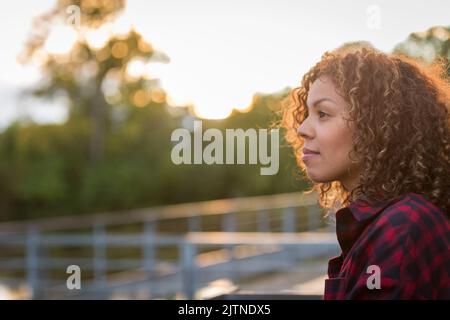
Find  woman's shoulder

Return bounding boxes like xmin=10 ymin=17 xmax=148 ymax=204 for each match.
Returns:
xmin=375 ymin=192 xmax=449 ymax=239
xmin=383 ymin=192 xmax=447 ymax=217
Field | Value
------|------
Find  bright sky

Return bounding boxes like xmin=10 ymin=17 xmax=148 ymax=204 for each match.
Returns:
xmin=0 ymin=0 xmax=449 ymax=126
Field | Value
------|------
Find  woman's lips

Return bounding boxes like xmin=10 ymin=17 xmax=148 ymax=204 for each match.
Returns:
xmin=302 ymin=149 xmax=320 ymax=161
xmin=302 ymin=153 xmax=319 ymax=161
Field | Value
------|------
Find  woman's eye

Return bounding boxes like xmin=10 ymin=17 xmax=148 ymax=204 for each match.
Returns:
xmin=318 ymin=111 xmax=328 ymax=118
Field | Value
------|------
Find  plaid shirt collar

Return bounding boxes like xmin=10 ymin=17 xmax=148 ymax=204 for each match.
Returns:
xmin=335 ymin=196 xmax=402 ymax=255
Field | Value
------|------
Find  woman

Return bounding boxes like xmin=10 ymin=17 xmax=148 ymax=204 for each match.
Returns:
xmin=283 ymin=47 xmax=449 ymax=299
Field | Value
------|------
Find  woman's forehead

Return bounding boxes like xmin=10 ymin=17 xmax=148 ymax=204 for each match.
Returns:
xmin=307 ymin=76 xmax=347 ymax=109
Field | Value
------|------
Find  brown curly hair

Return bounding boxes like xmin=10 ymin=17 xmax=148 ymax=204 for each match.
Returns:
xmin=282 ymin=47 xmax=450 ymax=215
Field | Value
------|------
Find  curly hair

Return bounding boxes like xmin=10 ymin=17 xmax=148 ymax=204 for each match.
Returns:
xmin=282 ymin=47 xmax=450 ymax=215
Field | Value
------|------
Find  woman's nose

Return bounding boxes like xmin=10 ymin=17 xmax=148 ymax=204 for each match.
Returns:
xmin=297 ymin=121 xmax=311 ymax=139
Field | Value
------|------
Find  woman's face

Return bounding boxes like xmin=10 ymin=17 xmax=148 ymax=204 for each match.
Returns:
xmin=297 ymin=76 xmax=361 ymax=191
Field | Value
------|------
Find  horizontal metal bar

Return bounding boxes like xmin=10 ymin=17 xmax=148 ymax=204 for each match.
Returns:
xmin=0 ymin=258 xmax=178 ymax=271
xmin=0 ymin=192 xmax=319 ymax=235
xmin=0 ymin=232 xmax=336 ymax=248
xmin=185 ymin=232 xmax=337 ymax=245
xmin=0 ymin=234 xmax=182 ymax=246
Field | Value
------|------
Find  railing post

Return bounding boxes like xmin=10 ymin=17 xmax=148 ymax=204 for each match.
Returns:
xmin=93 ymin=222 xmax=107 ymax=286
xmin=282 ymin=208 xmax=296 ymax=268
xmin=307 ymin=205 xmax=321 ymax=231
xmin=222 ymin=212 xmax=237 ymax=282
xmin=257 ymin=210 xmax=270 ymax=232
xmin=282 ymin=207 xmax=296 ymax=233
xmin=181 ymin=241 xmax=197 ymax=299
xmin=143 ymin=220 xmax=156 ymax=297
xmin=222 ymin=212 xmax=236 ymax=233
xmin=26 ymin=227 xmax=40 ymax=299
xmin=188 ymin=216 xmax=201 ymax=232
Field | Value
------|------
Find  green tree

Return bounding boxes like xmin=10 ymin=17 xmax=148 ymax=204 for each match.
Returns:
xmin=21 ymin=0 xmax=169 ymax=163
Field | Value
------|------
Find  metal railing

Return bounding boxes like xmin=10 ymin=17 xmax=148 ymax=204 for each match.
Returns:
xmin=0 ymin=191 xmax=338 ymax=299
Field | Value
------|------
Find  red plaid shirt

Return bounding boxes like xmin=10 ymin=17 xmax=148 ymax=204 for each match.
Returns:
xmin=324 ymin=192 xmax=450 ymax=300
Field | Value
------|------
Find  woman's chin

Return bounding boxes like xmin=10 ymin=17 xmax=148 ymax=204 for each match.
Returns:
xmin=306 ymin=171 xmax=333 ymax=184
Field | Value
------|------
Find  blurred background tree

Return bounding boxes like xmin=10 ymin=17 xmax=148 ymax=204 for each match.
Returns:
xmin=0 ymin=0 xmax=303 ymax=221
xmin=394 ymin=25 xmax=449 ymax=79
xmin=0 ymin=0 xmax=180 ymax=220
xmin=20 ymin=0 xmax=169 ymax=163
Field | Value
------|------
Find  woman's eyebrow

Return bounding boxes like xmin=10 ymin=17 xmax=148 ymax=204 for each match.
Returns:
xmin=307 ymin=97 xmax=336 ymax=110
